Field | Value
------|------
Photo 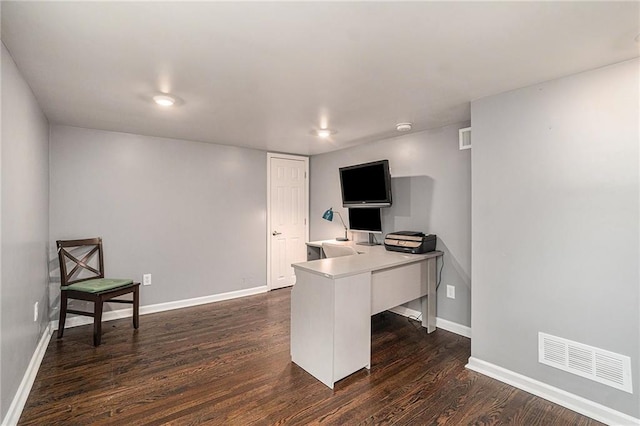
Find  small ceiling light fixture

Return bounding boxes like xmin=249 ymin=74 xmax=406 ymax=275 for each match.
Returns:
xmin=315 ymin=128 xmax=336 ymax=138
xmin=396 ymin=122 xmax=412 ymax=132
xmin=153 ymin=94 xmax=176 ymax=107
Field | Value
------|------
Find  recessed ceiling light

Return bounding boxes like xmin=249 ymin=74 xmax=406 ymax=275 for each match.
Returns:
xmin=396 ymin=122 xmax=412 ymax=132
xmin=153 ymin=94 xmax=176 ymax=107
xmin=315 ymin=129 xmax=336 ymax=138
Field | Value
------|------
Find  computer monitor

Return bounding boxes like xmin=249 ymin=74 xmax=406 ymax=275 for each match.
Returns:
xmin=348 ymin=208 xmax=382 ymax=245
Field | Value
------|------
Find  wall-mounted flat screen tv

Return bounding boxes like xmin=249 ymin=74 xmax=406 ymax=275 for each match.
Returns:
xmin=339 ymin=160 xmax=392 ymax=208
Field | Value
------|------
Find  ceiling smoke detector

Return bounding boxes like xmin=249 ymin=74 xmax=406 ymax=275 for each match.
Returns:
xmin=396 ymin=122 xmax=412 ymax=132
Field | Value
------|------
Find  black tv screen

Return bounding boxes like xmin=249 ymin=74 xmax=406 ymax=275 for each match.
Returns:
xmin=348 ymin=208 xmax=382 ymax=233
xmin=339 ymin=160 xmax=392 ymax=208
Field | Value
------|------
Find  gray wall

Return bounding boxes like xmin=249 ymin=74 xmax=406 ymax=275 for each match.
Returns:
xmin=1 ymin=44 xmax=50 ymax=420
xmin=471 ymin=59 xmax=639 ymax=417
xmin=49 ymin=125 xmax=267 ymax=317
xmin=310 ymin=123 xmax=471 ymax=327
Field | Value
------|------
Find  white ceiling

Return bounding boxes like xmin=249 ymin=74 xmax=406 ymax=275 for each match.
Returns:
xmin=2 ymin=2 xmax=639 ymax=156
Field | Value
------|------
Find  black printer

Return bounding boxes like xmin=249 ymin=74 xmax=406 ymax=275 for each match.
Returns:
xmin=384 ymin=231 xmax=437 ymax=254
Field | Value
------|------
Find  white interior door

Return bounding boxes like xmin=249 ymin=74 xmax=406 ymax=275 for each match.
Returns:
xmin=268 ymin=154 xmax=308 ymax=290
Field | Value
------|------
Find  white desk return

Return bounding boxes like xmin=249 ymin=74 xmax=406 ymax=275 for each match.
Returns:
xmin=290 ymin=245 xmax=443 ymax=389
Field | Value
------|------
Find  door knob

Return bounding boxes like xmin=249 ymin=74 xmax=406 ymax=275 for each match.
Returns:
xmin=272 ymin=231 xmax=282 ymax=236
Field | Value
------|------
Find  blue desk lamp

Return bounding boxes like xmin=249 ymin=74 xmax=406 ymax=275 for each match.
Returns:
xmin=322 ymin=208 xmax=349 ymax=241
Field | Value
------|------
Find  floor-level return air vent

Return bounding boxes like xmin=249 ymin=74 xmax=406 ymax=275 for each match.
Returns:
xmin=538 ymin=332 xmax=632 ymax=393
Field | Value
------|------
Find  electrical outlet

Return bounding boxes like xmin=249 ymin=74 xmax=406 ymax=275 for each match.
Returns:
xmin=143 ymin=274 xmax=152 ymax=286
xmin=33 ymin=302 xmax=39 ymax=322
xmin=446 ymin=285 xmax=455 ymax=299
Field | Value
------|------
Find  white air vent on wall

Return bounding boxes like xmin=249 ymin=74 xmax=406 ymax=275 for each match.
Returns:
xmin=459 ymin=127 xmax=471 ymax=150
xmin=538 ymin=332 xmax=633 ymax=393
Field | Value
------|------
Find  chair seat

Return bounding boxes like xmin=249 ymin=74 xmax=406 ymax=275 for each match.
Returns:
xmin=62 ymin=278 xmax=134 ymax=293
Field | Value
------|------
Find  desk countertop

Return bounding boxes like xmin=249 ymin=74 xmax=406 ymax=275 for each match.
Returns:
xmin=293 ymin=245 xmax=442 ymax=279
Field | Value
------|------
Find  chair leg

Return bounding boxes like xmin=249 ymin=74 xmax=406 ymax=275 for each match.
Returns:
xmin=57 ymin=292 xmax=68 ymax=339
xmin=133 ymin=286 xmax=139 ymax=329
xmin=94 ymin=299 xmax=103 ymax=346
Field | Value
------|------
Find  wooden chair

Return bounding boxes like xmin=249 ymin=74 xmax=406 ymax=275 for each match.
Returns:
xmin=57 ymin=237 xmax=140 ymax=346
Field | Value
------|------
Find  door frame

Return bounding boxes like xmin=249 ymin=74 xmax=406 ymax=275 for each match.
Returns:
xmin=266 ymin=152 xmax=309 ymax=291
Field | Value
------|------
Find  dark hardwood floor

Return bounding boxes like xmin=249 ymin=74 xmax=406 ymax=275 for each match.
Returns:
xmin=20 ymin=288 xmax=602 ymax=425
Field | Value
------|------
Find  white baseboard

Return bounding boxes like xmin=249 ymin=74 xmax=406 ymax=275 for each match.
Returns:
xmin=388 ymin=306 xmax=472 ymax=338
xmin=2 ymin=323 xmax=54 ymax=426
xmin=434 ymin=317 xmax=472 ymax=338
xmin=51 ymin=285 xmax=268 ymax=331
xmin=388 ymin=305 xmax=421 ymax=319
xmin=466 ymin=357 xmax=640 ymax=426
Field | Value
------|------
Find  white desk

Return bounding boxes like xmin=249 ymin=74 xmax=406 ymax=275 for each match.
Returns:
xmin=290 ymin=244 xmax=443 ymax=389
